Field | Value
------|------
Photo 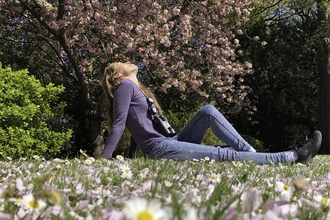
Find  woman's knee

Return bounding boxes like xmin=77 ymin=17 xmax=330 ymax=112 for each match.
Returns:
xmin=199 ymin=104 xmax=217 ymax=114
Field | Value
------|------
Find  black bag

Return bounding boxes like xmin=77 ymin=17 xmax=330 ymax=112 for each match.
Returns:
xmin=147 ymin=97 xmax=176 ymax=137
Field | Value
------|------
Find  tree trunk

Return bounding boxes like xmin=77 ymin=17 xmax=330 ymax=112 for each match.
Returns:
xmin=86 ymin=96 xmax=106 ymax=158
xmin=89 ymin=116 xmax=105 ymax=158
xmin=317 ymin=0 xmax=330 ymax=154
xmin=318 ymin=40 xmax=330 ymax=154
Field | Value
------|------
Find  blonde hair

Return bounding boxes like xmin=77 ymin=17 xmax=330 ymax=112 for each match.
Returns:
xmin=101 ymin=62 xmax=163 ymax=127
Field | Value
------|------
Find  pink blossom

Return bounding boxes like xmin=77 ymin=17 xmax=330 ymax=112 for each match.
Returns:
xmin=110 ymin=6 xmax=117 ymax=12
xmin=16 ymin=177 xmax=25 ymax=192
xmin=243 ymin=9 xmax=250 ymax=15
xmin=173 ymin=8 xmax=180 ymax=15
xmin=221 ymin=200 xmax=239 ymax=220
xmin=235 ymin=7 xmax=242 ymax=15
xmin=263 ymin=201 xmax=300 ymax=219
xmin=0 ymin=0 xmax=255 ymax=104
xmin=241 ymin=188 xmax=262 ymax=212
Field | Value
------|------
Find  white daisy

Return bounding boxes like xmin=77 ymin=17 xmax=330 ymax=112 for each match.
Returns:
xmin=53 ymin=158 xmax=62 ymax=162
xmin=122 ymin=198 xmax=167 ymax=220
xmin=210 ymin=173 xmax=221 ymax=184
xmin=20 ymin=193 xmax=47 ymax=214
xmin=232 ymin=161 xmax=243 ymax=167
xmin=49 ymin=190 xmax=62 ymax=205
xmin=314 ymin=195 xmax=330 ymax=207
xmin=275 ymin=181 xmax=292 ymax=201
xmin=120 ymin=164 xmax=133 ymax=179
xmin=32 ymin=155 xmax=40 ymax=160
xmin=116 ymin=155 xmax=125 ymax=161
xmin=293 ymin=176 xmax=310 ymax=191
xmin=85 ymin=158 xmax=93 ymax=165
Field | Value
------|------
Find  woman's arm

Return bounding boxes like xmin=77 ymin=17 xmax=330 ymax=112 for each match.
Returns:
xmin=101 ymin=80 xmax=134 ymax=158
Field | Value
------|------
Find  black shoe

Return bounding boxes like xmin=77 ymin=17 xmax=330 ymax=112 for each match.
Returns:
xmin=295 ymin=130 xmax=322 ymax=164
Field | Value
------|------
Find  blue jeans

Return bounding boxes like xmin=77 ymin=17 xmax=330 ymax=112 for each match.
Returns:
xmin=147 ymin=105 xmax=294 ymax=164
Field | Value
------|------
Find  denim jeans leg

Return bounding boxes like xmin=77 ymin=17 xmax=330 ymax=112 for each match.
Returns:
xmin=148 ymin=138 xmax=294 ymax=164
xmin=177 ymin=105 xmax=256 ymax=152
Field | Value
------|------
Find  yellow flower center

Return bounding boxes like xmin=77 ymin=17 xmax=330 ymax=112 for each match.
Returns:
xmin=283 ymin=184 xmax=289 ymax=191
xmin=125 ymin=168 xmax=130 ymax=173
xmin=28 ymin=200 xmax=40 ymax=209
xmin=233 ymin=162 xmax=243 ymax=167
xmin=211 ymin=175 xmax=217 ymax=180
xmin=321 ymin=197 xmax=329 ymax=205
xmin=137 ymin=210 xmax=154 ymax=220
xmin=52 ymin=192 xmax=60 ymax=203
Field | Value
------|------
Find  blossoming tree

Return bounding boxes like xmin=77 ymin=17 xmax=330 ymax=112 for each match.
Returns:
xmin=0 ymin=0 xmax=254 ymax=156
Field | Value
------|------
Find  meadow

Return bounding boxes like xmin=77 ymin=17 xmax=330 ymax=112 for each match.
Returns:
xmin=1 ymin=152 xmax=330 ymax=220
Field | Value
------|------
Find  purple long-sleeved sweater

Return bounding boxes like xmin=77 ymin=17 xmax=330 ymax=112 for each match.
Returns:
xmin=101 ymin=79 xmax=167 ymax=158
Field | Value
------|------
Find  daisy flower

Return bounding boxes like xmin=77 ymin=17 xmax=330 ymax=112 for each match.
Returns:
xmin=209 ymin=159 xmax=216 ymax=164
xmin=122 ymin=198 xmax=167 ymax=220
xmin=275 ymin=181 xmax=292 ymax=201
xmin=293 ymin=176 xmax=310 ymax=191
xmin=12 ymin=197 xmax=22 ymax=207
xmin=116 ymin=155 xmax=125 ymax=161
xmin=48 ymin=190 xmax=62 ymax=205
xmin=32 ymin=155 xmax=40 ymax=160
xmin=53 ymin=158 xmax=62 ymax=162
xmin=120 ymin=164 xmax=133 ymax=179
xmin=85 ymin=157 xmax=94 ymax=165
xmin=210 ymin=173 xmax=221 ymax=184
xmin=232 ymin=161 xmax=243 ymax=167
xmin=20 ymin=193 xmax=47 ymax=214
xmin=314 ymin=195 xmax=330 ymax=207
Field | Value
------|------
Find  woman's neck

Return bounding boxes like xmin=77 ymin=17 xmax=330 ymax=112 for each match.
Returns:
xmin=122 ymin=75 xmax=139 ymax=86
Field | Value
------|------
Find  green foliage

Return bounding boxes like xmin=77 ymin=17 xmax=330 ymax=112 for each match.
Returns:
xmin=233 ymin=0 xmax=319 ymax=152
xmin=0 ymin=64 xmax=72 ymax=159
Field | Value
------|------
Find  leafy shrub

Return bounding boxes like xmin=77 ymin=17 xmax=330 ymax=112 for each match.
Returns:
xmin=0 ymin=64 xmax=72 ymax=159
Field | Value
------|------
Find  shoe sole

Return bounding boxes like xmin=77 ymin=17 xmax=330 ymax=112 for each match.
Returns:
xmin=311 ymin=130 xmax=322 ymax=158
xmin=303 ymin=130 xmax=322 ymax=164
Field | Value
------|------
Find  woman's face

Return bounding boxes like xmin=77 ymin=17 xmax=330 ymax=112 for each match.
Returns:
xmin=115 ymin=61 xmax=138 ymax=79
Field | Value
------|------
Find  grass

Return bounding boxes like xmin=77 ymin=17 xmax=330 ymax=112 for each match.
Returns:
xmin=1 ymin=154 xmax=330 ymax=219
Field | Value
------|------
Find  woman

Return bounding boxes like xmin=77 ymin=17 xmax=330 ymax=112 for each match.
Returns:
xmin=100 ymin=61 xmax=322 ymax=164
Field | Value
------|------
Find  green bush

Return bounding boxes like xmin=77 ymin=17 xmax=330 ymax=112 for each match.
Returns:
xmin=0 ymin=63 xmax=72 ymax=159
